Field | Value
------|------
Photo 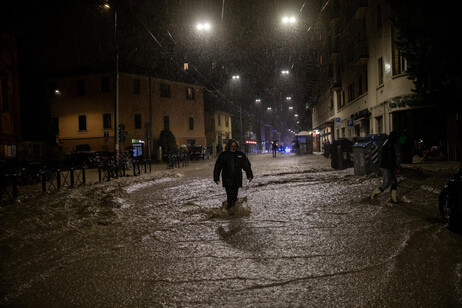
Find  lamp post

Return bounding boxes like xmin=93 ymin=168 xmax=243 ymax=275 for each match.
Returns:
xmin=104 ymin=3 xmax=119 ymax=162
xmin=232 ymin=75 xmax=243 ymax=147
xmin=114 ymin=9 xmax=119 ymax=163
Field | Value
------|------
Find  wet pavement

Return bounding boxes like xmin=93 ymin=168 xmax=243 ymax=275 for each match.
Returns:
xmin=1 ymin=153 xmax=461 ymax=307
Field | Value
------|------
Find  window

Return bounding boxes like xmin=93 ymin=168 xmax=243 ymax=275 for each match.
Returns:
xmin=218 ymin=114 xmax=221 ymax=126
xmin=163 ymin=116 xmax=169 ymax=130
xmin=135 ymin=114 xmax=141 ymax=129
xmin=184 ymin=62 xmax=189 ymax=70
xmin=160 ymin=83 xmax=171 ymax=98
xmin=101 ymin=77 xmax=110 ymax=93
xmin=78 ymin=115 xmax=87 ymax=131
xmin=133 ymin=79 xmax=140 ymax=94
xmin=103 ymin=113 xmax=112 ymax=129
xmin=378 ymin=57 xmax=384 ymax=85
xmin=358 ymin=76 xmax=363 ymax=96
xmin=77 ymin=79 xmax=85 ymax=96
xmin=186 ymin=87 xmax=195 ymax=100
xmin=189 ymin=117 xmax=194 ymax=130
xmin=225 ymin=116 xmax=229 ymax=127
xmin=392 ymin=29 xmax=408 ymax=75
xmin=399 ymin=55 xmax=408 ymax=73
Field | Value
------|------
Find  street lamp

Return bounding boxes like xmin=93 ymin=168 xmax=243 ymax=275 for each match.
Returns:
xmin=231 ymin=75 xmax=243 ymax=147
xmin=282 ymin=16 xmax=296 ymax=24
xmin=104 ymin=3 xmax=120 ymax=162
xmin=282 ymin=70 xmax=290 ymax=75
xmin=196 ymin=22 xmax=211 ymax=31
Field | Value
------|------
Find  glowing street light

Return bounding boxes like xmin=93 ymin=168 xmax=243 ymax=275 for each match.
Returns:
xmin=282 ymin=16 xmax=296 ymax=24
xmin=232 ymin=75 xmax=240 ymax=80
xmin=286 ymin=96 xmax=291 ymax=100
xmin=281 ymin=70 xmax=290 ymax=75
xmin=196 ymin=22 xmax=211 ymax=31
xmin=255 ymin=99 xmax=261 ymax=103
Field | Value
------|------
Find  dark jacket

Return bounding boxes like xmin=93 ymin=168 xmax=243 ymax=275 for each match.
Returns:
xmin=380 ymin=139 xmax=399 ymax=170
xmin=213 ymin=150 xmax=253 ymax=187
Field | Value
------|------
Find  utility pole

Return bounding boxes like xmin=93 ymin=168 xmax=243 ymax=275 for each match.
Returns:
xmin=114 ymin=10 xmax=119 ymax=163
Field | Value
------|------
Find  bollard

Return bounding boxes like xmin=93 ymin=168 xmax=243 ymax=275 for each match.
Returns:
xmin=12 ymin=174 xmax=18 ymax=199
xmin=41 ymin=171 xmax=46 ymax=192
xmin=57 ymin=169 xmax=61 ymax=189
xmin=70 ymin=168 xmax=74 ymax=187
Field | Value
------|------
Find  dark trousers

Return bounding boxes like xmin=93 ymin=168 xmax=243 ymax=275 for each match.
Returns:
xmin=379 ymin=167 xmax=398 ymax=191
xmin=225 ymin=186 xmax=239 ymax=209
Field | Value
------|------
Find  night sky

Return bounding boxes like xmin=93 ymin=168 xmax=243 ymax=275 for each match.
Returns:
xmin=1 ymin=0 xmax=315 ymax=140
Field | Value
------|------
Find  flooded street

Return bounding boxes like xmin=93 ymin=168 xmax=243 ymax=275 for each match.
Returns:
xmin=1 ymin=153 xmax=462 ymax=307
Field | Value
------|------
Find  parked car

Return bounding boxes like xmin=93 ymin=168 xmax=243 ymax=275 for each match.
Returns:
xmin=188 ymin=146 xmax=208 ymax=160
xmin=439 ymin=168 xmax=462 ymax=230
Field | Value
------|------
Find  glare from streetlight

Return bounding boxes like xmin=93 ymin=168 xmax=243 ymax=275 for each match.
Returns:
xmin=232 ymin=75 xmax=240 ymax=80
xmin=267 ymin=107 xmax=272 ymax=111
xmin=255 ymin=99 xmax=261 ymax=103
xmin=282 ymin=16 xmax=296 ymax=24
xmin=288 ymin=106 xmax=293 ymax=110
xmin=196 ymin=22 xmax=211 ymax=31
xmin=282 ymin=70 xmax=289 ymax=75
xmin=286 ymin=96 xmax=291 ymax=100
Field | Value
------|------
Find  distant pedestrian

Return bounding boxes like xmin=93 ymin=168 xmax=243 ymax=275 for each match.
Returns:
xmin=213 ymin=139 xmax=253 ymax=210
xmin=371 ymin=131 xmax=401 ymax=203
xmin=272 ymin=142 xmax=278 ymax=157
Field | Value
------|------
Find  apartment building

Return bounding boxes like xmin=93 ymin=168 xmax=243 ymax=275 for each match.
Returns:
xmin=205 ymin=110 xmax=233 ymax=156
xmin=309 ymin=0 xmax=438 ymax=154
xmin=0 ymin=33 xmax=22 ymax=161
xmin=48 ymin=72 xmax=206 ymax=157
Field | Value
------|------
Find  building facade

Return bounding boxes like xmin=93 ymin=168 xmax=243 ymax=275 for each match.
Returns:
xmin=309 ymin=0 xmax=441 ymax=160
xmin=48 ymin=72 xmax=206 ymax=157
xmin=205 ymin=110 xmax=232 ymax=156
xmin=0 ymin=33 xmax=22 ymax=161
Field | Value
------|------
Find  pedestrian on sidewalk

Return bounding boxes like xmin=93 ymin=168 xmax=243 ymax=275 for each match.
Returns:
xmin=371 ymin=131 xmax=401 ymax=203
xmin=213 ymin=139 xmax=253 ymax=210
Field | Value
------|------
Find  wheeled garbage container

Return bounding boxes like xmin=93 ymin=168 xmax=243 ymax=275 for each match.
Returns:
xmin=352 ymin=134 xmax=387 ymax=175
xmin=330 ymin=139 xmax=353 ymax=170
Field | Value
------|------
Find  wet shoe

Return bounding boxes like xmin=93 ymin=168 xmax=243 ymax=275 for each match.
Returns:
xmin=371 ymin=187 xmax=381 ymax=200
xmin=391 ymin=190 xmax=398 ymax=203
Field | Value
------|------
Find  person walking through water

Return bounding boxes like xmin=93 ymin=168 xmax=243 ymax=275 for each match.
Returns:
xmin=371 ymin=131 xmax=401 ymax=203
xmin=214 ymin=139 xmax=253 ymax=210
xmin=272 ymin=142 xmax=278 ymax=157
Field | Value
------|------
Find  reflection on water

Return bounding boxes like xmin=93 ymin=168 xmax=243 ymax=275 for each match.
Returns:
xmin=1 ymin=154 xmax=462 ymax=306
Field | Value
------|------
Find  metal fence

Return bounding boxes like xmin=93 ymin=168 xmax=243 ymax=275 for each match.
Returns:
xmin=0 ymin=156 xmax=154 ymax=205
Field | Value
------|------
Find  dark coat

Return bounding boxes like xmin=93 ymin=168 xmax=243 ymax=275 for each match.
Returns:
xmin=380 ymin=139 xmax=399 ymax=170
xmin=213 ymin=150 xmax=253 ymax=187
